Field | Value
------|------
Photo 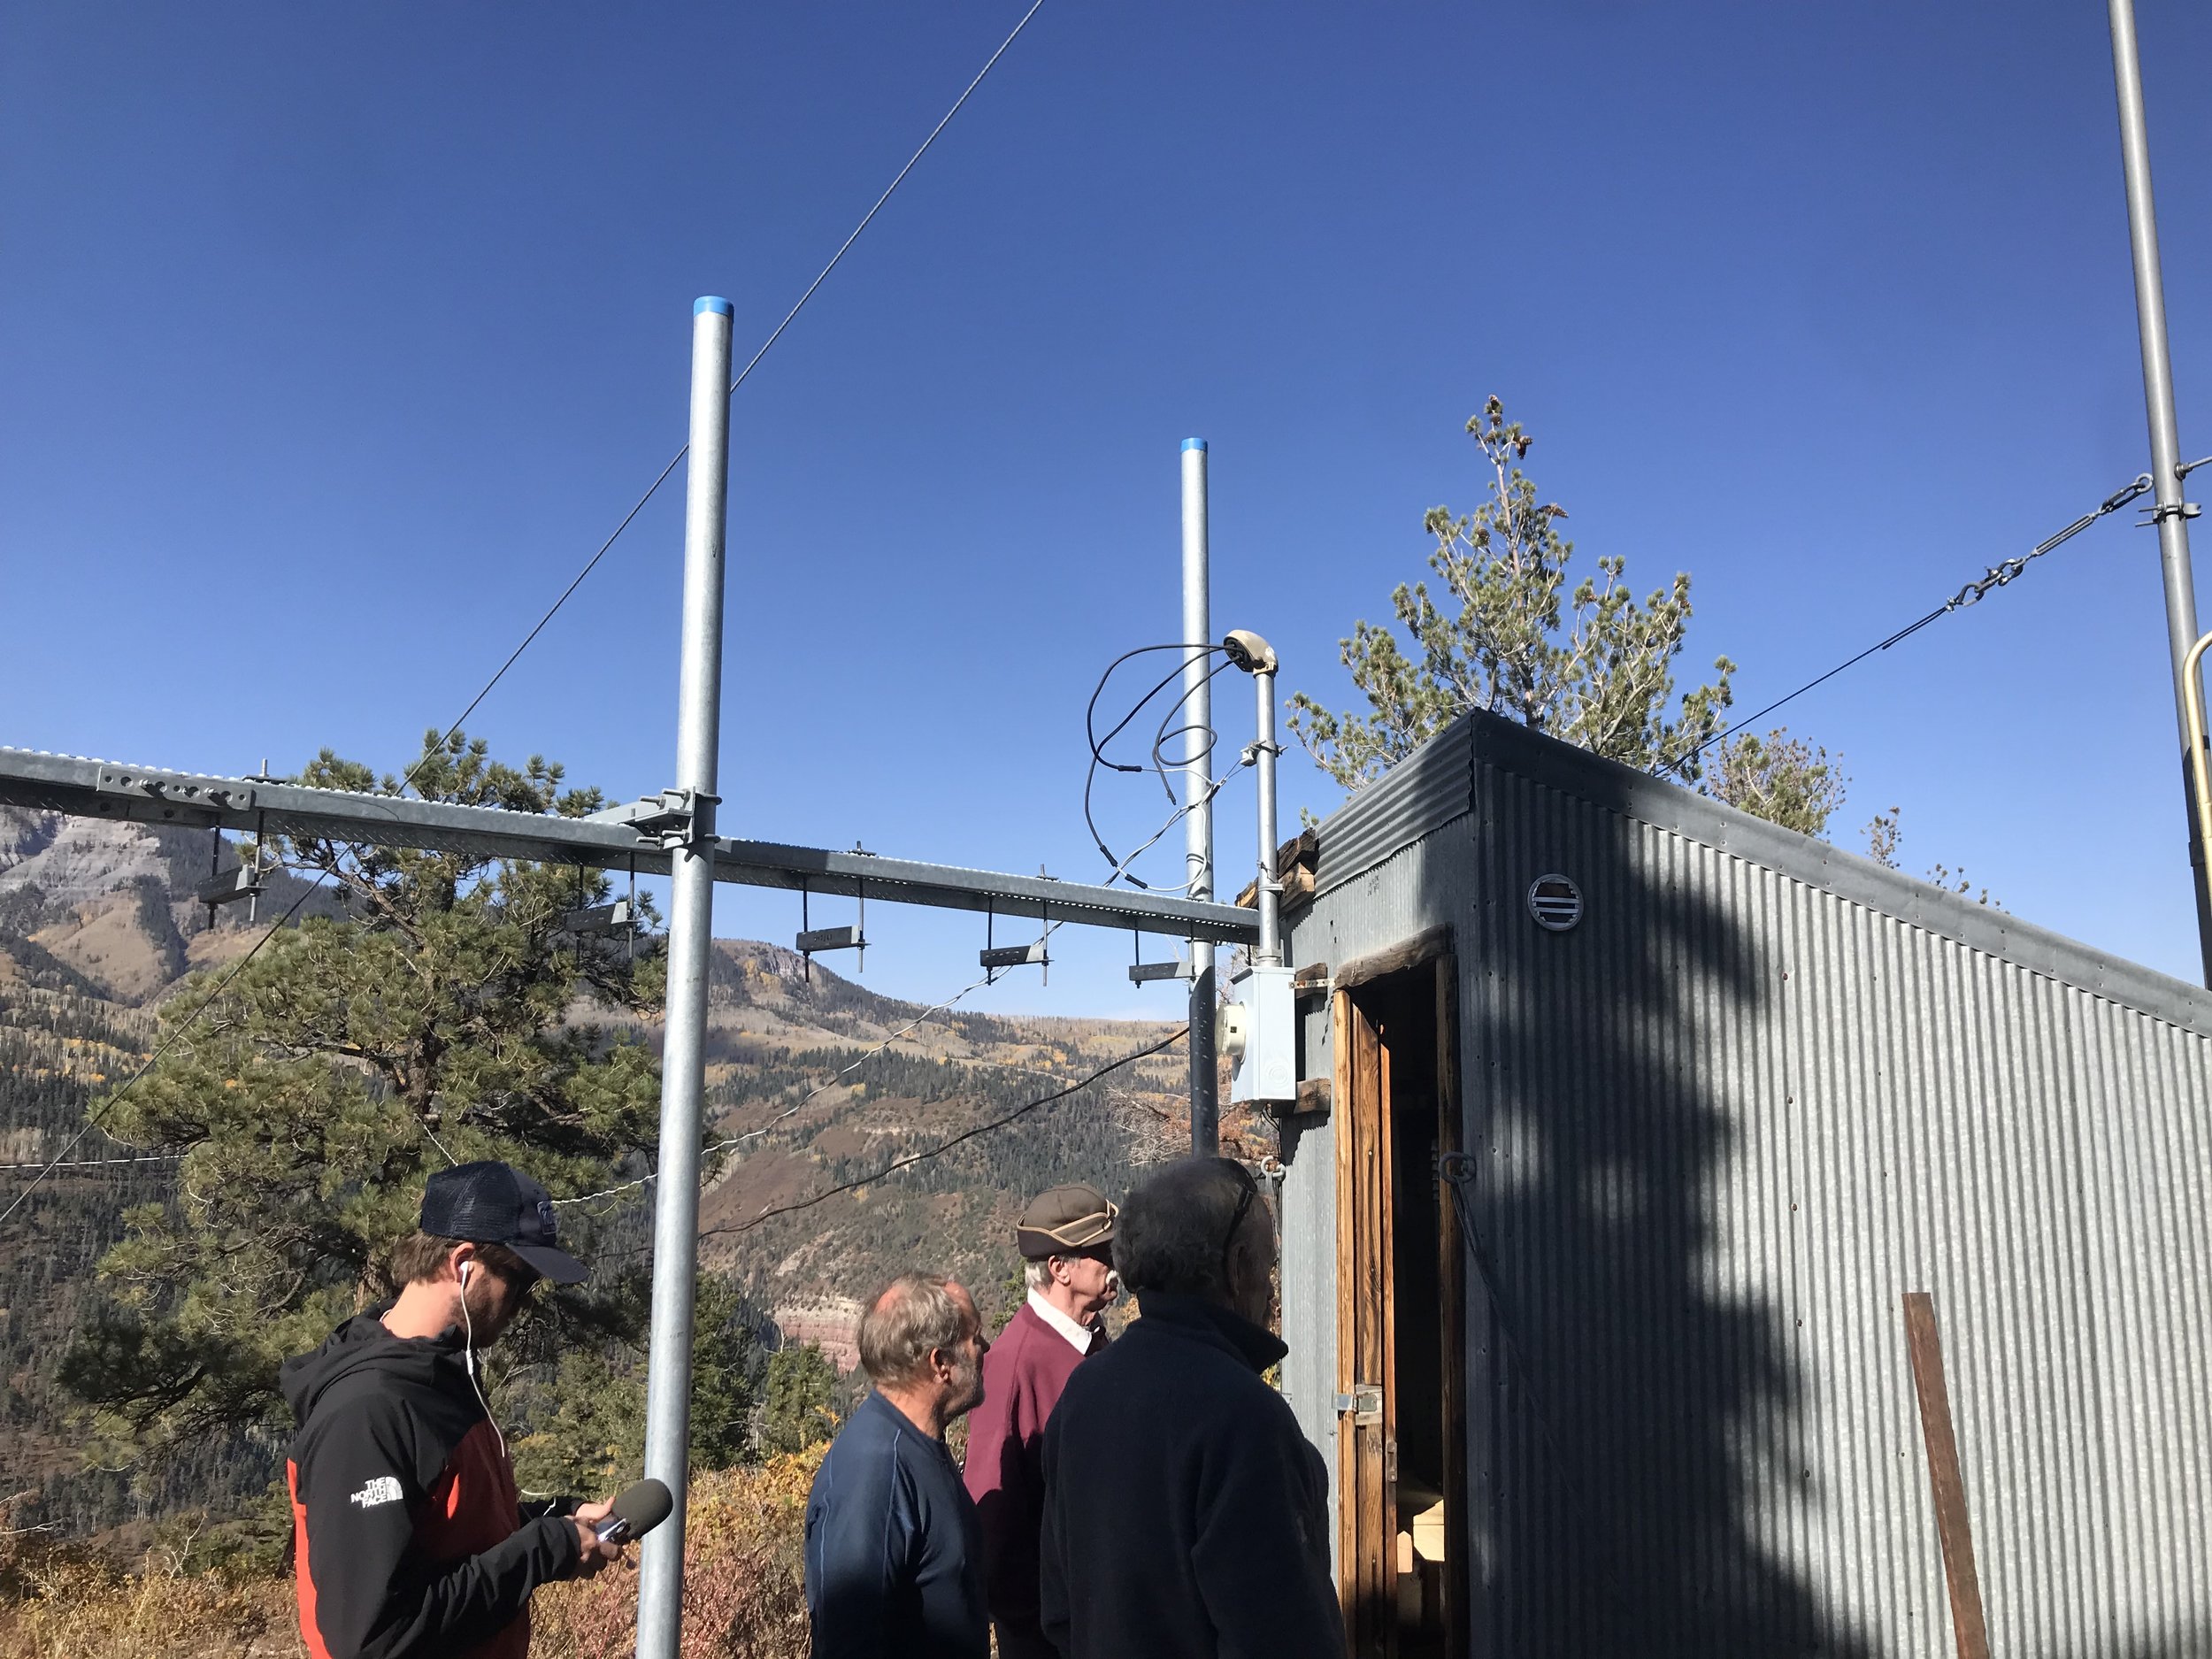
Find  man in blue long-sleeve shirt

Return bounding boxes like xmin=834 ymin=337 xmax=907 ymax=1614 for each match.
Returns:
xmin=804 ymin=1272 xmax=991 ymax=1659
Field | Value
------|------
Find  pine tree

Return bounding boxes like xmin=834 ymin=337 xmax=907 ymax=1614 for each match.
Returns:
xmin=759 ymin=1344 xmax=840 ymax=1455
xmin=58 ymin=733 xmax=668 ymax=1463
xmin=510 ymin=1274 xmax=764 ymax=1494
xmin=1705 ymin=727 xmax=1847 ymax=838
xmin=1289 ymin=397 xmax=1845 ymax=836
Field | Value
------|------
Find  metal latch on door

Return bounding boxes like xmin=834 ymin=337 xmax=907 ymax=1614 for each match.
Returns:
xmin=1332 ymin=1384 xmax=1383 ymax=1425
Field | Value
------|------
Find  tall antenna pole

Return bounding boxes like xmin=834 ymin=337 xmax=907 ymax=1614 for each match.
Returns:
xmin=636 ymin=296 xmax=733 ymax=1659
xmin=1182 ymin=439 xmax=1218 ymax=1155
xmin=1251 ymin=654 xmax=1281 ymax=969
xmin=2108 ymin=0 xmax=2212 ymax=987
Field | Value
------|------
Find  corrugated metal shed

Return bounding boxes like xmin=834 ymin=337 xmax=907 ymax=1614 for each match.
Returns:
xmin=1277 ymin=710 xmax=2212 ymax=1658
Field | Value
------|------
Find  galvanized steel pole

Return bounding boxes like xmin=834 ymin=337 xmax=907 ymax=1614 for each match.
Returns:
xmin=1253 ymin=659 xmax=1282 ymax=968
xmin=635 ymin=296 xmax=733 ymax=1659
xmin=1181 ymin=439 xmax=1218 ymax=1154
xmin=2108 ymin=0 xmax=2212 ymax=987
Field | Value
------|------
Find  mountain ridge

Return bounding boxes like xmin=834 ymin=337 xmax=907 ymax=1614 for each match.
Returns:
xmin=0 ymin=807 xmax=1201 ymax=1540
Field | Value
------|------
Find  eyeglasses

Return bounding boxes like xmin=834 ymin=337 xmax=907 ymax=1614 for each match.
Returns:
xmin=1217 ymin=1157 xmax=1258 ymax=1290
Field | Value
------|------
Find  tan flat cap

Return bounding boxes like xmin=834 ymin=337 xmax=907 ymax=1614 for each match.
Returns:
xmin=1017 ymin=1182 xmax=1118 ymax=1260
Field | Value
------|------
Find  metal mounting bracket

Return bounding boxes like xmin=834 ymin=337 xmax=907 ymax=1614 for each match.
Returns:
xmin=195 ymin=863 xmax=264 ymax=909
xmin=559 ymin=899 xmax=634 ymax=937
xmin=91 ymin=765 xmax=256 ymax=826
xmin=587 ymin=787 xmax=716 ymax=850
xmin=1129 ymin=959 xmax=1195 ymax=984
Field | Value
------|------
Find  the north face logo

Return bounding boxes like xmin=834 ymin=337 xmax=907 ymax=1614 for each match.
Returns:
xmin=349 ymin=1476 xmax=403 ymax=1509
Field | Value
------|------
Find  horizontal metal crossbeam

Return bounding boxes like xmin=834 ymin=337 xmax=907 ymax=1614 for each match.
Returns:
xmin=0 ymin=748 xmax=1259 ymax=945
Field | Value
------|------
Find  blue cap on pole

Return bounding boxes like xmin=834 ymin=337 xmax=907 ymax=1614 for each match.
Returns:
xmin=1182 ymin=438 xmax=1207 ymax=453
xmin=695 ymin=296 xmax=734 ymax=318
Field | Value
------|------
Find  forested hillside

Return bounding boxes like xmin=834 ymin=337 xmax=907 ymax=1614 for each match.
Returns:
xmin=0 ymin=806 xmax=1203 ymax=1548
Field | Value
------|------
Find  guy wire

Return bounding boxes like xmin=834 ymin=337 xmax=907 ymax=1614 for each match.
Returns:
xmin=407 ymin=0 xmax=1051 ymax=800
xmin=1667 ymin=472 xmax=2155 ymax=777
xmin=696 ymin=1025 xmax=1187 ymax=1242
xmin=3 ymin=2 xmax=1058 ymax=1226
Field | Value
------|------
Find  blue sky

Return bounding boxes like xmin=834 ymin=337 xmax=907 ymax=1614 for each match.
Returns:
xmin=6 ymin=2 xmax=2212 ymax=1014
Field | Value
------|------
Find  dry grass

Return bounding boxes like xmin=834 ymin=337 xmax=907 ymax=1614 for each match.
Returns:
xmin=533 ymin=1449 xmax=817 ymax=1659
xmin=0 ymin=1452 xmax=820 ymax=1659
xmin=0 ymin=1535 xmax=297 ymax=1659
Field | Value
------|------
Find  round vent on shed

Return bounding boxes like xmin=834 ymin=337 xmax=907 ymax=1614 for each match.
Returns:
xmin=1526 ymin=873 xmax=1583 ymax=933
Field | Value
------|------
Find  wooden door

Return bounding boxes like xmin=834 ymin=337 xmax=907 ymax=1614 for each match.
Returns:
xmin=1335 ymin=987 xmax=1396 ymax=1657
xmin=1336 ymin=951 xmax=1468 ymax=1659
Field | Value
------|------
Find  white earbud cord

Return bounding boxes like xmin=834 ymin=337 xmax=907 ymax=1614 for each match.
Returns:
xmin=457 ymin=1266 xmax=508 ymax=1463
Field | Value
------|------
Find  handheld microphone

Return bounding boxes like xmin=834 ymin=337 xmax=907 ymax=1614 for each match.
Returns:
xmin=594 ymin=1478 xmax=674 ymax=1545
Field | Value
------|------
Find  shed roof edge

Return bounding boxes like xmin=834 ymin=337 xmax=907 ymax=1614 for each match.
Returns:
xmin=1304 ymin=709 xmax=2212 ymax=1033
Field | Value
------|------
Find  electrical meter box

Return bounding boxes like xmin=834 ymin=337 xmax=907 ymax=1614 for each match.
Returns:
xmin=1227 ymin=964 xmax=1297 ymax=1105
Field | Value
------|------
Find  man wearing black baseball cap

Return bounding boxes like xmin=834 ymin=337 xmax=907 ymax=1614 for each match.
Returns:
xmin=280 ymin=1161 xmax=622 ymax=1659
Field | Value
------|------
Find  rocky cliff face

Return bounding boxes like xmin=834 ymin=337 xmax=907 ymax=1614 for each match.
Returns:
xmin=0 ymin=809 xmax=191 ymax=1002
xmin=0 ymin=809 xmax=332 ymax=1004
xmin=770 ymin=1296 xmax=866 ymax=1373
xmin=0 ymin=810 xmax=171 ymax=908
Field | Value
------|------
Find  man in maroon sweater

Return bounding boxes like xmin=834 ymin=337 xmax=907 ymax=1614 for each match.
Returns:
xmin=962 ymin=1183 xmax=1118 ymax=1659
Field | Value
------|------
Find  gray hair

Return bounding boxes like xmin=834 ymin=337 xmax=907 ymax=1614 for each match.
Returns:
xmin=1113 ymin=1158 xmax=1262 ymax=1302
xmin=856 ymin=1271 xmax=969 ymax=1388
xmin=1023 ymin=1257 xmax=1054 ymax=1292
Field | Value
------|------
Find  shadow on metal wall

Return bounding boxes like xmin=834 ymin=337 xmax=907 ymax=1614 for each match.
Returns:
xmin=1426 ymin=761 xmax=1874 ymax=1659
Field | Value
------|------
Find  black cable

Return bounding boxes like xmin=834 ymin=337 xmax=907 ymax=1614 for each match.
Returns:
xmin=1149 ymin=657 xmax=1236 ymax=801
xmin=1085 ymin=655 xmax=1199 ymax=876
xmin=407 ymin=0 xmax=1052 ymax=798
xmin=1082 ymin=644 xmax=1227 ymax=883
xmin=5 ymin=6 xmax=1064 ymax=1228
xmin=1086 ymin=644 xmax=1221 ymax=768
xmin=696 ymin=1025 xmax=1186 ymax=1241
xmin=1668 ymin=472 xmax=2155 ymax=777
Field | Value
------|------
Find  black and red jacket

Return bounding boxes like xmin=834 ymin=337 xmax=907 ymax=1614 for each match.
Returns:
xmin=281 ymin=1312 xmax=581 ymax=1659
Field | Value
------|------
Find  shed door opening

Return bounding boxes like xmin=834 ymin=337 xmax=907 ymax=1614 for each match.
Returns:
xmin=1335 ymin=953 xmax=1467 ymax=1659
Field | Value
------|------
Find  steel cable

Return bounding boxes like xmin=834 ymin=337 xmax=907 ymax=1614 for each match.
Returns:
xmin=1 ymin=3 xmax=1055 ymax=1227
xmin=408 ymin=0 xmax=1050 ymax=800
xmin=695 ymin=1025 xmax=1186 ymax=1243
xmin=1671 ymin=472 xmax=2154 ymax=775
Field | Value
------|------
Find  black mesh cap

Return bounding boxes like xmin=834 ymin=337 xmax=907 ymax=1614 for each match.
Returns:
xmin=419 ymin=1161 xmax=587 ymax=1285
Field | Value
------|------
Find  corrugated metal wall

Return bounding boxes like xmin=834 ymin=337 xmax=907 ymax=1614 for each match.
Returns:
xmin=1280 ymin=711 xmax=2212 ymax=1658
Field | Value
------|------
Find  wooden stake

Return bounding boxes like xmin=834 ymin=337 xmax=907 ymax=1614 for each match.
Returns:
xmin=1902 ymin=1291 xmax=1992 ymax=1659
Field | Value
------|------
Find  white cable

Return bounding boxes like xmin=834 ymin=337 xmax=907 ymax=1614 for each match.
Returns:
xmin=0 ymin=1153 xmax=182 ymax=1172
xmin=457 ymin=1262 xmax=506 ymax=1462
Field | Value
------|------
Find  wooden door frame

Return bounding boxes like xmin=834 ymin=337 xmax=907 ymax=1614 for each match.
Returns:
xmin=1333 ymin=932 xmax=1465 ymax=1658
xmin=1434 ymin=952 xmax=1470 ymax=1659
xmin=1334 ymin=986 xmax=1394 ymax=1655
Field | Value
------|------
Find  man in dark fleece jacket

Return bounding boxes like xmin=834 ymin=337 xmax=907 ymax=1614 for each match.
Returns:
xmin=1040 ymin=1157 xmax=1345 ymax=1659
xmin=282 ymin=1162 xmax=625 ymax=1659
